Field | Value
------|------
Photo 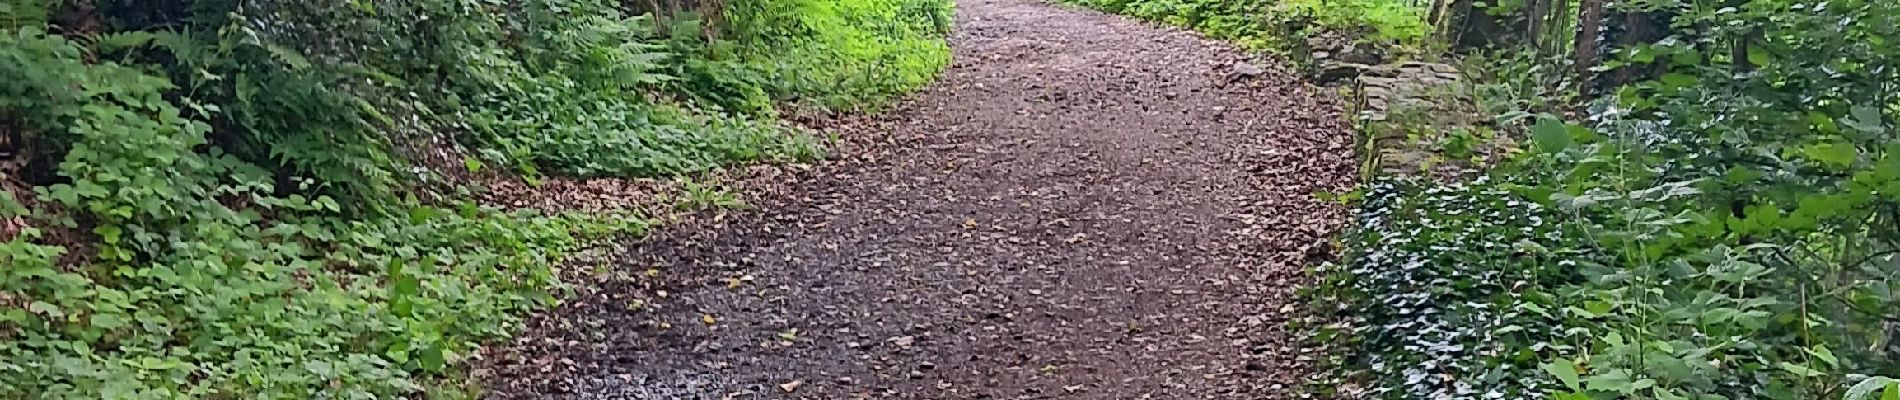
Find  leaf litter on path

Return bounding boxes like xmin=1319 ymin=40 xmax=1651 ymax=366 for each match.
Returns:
xmin=483 ymin=0 xmax=1355 ymax=398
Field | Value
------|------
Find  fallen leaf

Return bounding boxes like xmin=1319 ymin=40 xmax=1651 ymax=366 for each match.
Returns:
xmin=779 ymin=380 xmax=802 ymax=393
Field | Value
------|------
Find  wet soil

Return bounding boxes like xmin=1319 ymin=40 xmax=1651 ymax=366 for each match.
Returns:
xmin=485 ymin=0 xmax=1357 ymax=398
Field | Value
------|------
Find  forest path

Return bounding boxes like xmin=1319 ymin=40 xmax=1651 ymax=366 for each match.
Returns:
xmin=488 ymin=0 xmax=1356 ymax=398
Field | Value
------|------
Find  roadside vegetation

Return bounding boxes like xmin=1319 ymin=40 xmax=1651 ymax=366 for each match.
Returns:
xmin=1058 ymin=0 xmax=1431 ymax=60
xmin=1072 ymin=0 xmax=1900 ymax=399
xmin=0 ymin=0 xmax=949 ymax=397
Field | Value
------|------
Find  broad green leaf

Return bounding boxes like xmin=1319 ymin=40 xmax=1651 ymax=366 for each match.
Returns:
xmin=90 ymin=313 xmax=128 ymax=329
xmin=27 ymin=301 xmax=62 ymax=318
xmin=1656 ymin=388 xmax=1688 ymax=400
xmin=418 ymin=346 xmax=446 ymax=372
xmin=1845 ymin=377 xmax=1900 ymax=400
xmin=1543 ymin=358 xmax=1582 ymax=391
xmin=1848 ymin=106 xmax=1886 ymax=133
xmin=1633 ymin=379 xmax=1656 ymax=390
xmin=1660 ymin=73 xmax=1698 ymax=87
xmin=1532 ymin=117 xmax=1573 ymax=154
xmin=1584 ymin=368 xmax=1635 ymax=393
xmin=1804 ymin=141 xmax=1859 ymax=168
xmin=1805 ymin=345 xmax=1839 ymax=367
xmin=0 ymin=190 xmax=24 ymax=216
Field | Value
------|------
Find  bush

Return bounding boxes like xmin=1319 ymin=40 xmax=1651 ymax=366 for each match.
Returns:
xmin=726 ymin=0 xmax=955 ymax=110
xmin=0 ymin=27 xmax=631 ymax=397
xmin=1059 ymin=0 xmax=1430 ymax=53
xmin=1316 ymin=1 xmax=1900 ymax=399
xmin=0 ymin=0 xmax=949 ymax=397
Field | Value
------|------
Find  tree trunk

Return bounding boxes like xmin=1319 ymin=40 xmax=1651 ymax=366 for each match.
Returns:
xmin=1573 ymin=0 xmax=1605 ymax=96
xmin=1732 ymin=27 xmax=1762 ymax=73
xmin=1526 ymin=0 xmax=1547 ymax=52
xmin=1443 ymin=0 xmax=1472 ymax=44
xmin=1548 ymin=0 xmax=1571 ymax=54
xmin=1428 ymin=0 xmax=1447 ymax=32
xmin=1455 ymin=0 xmax=1508 ymax=50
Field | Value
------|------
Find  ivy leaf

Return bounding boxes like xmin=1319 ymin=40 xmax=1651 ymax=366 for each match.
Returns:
xmin=1532 ymin=117 xmax=1573 ymax=154
xmin=95 ymin=225 xmax=124 ymax=244
xmin=1542 ymin=358 xmax=1582 ymax=391
xmin=417 ymin=346 xmax=445 ymax=372
xmin=91 ymin=313 xmax=128 ymax=329
xmin=0 ymin=190 xmax=24 ymax=216
xmin=28 ymin=301 xmax=63 ymax=318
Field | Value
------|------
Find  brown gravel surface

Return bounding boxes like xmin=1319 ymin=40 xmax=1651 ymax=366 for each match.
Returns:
xmin=483 ymin=0 xmax=1357 ymax=398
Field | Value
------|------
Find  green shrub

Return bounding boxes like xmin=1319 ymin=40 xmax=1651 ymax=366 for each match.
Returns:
xmin=0 ymin=26 xmax=635 ymax=397
xmin=1317 ymin=1 xmax=1900 ymax=399
xmin=1060 ymin=0 xmax=1429 ymax=53
xmin=0 ymin=0 xmax=949 ymax=397
xmin=727 ymin=0 xmax=955 ymax=110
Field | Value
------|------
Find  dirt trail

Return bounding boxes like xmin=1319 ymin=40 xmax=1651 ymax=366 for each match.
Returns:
xmin=486 ymin=0 xmax=1356 ymax=398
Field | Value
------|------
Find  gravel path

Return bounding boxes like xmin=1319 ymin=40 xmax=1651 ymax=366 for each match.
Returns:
xmin=486 ymin=0 xmax=1356 ymax=398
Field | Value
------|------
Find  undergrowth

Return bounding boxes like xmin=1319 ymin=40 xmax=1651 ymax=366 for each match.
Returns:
xmin=0 ymin=0 xmax=950 ymax=397
xmin=728 ymin=0 xmax=954 ymax=110
xmin=1314 ymin=0 xmax=1900 ymax=399
xmin=1058 ymin=0 xmax=1429 ymax=55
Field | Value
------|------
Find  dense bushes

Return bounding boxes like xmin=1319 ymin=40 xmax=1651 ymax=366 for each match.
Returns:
xmin=0 ymin=0 xmax=949 ymax=397
xmin=1314 ymin=0 xmax=1900 ymax=399
xmin=727 ymin=0 xmax=953 ymax=109
xmin=1058 ymin=0 xmax=1429 ymax=54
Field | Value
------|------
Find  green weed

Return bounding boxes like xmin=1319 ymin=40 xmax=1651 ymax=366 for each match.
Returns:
xmin=1316 ymin=1 xmax=1900 ymax=399
xmin=0 ymin=0 xmax=948 ymax=397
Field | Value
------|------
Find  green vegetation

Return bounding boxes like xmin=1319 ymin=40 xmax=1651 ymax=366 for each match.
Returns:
xmin=0 ymin=0 xmax=949 ymax=397
xmin=1058 ymin=0 xmax=1430 ymax=54
xmin=1307 ymin=0 xmax=1900 ymax=399
xmin=728 ymin=0 xmax=954 ymax=109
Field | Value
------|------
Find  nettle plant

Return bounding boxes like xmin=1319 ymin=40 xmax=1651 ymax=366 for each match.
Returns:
xmin=1519 ymin=0 xmax=1900 ymax=398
